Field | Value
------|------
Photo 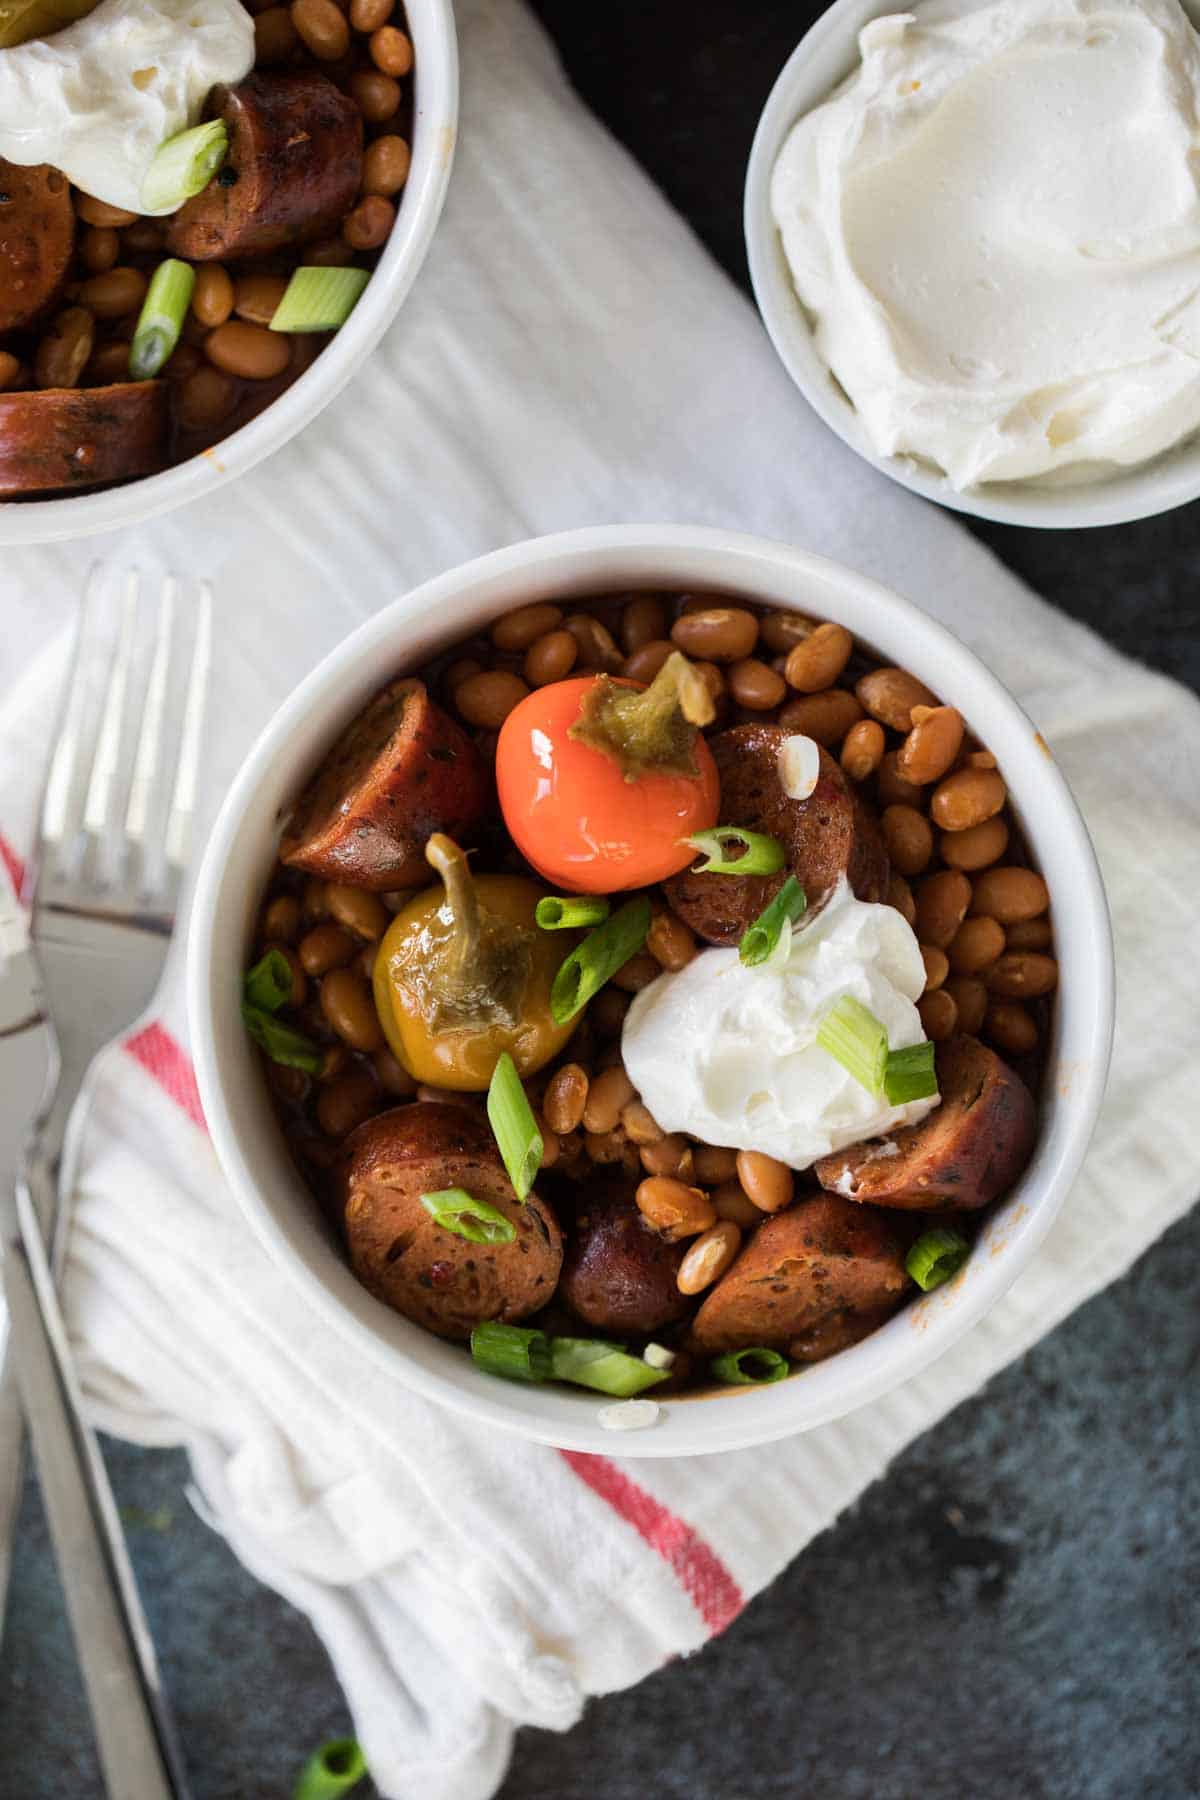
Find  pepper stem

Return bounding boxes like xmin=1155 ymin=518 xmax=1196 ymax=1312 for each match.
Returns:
xmin=425 ymin=832 xmax=480 ymax=980
xmin=568 ymin=650 xmax=715 ymax=780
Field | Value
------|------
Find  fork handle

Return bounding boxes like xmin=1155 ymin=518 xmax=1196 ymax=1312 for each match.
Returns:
xmin=4 ymin=1183 xmax=189 ymax=1800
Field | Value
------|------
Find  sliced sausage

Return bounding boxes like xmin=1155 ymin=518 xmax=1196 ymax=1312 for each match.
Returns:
xmin=0 ymin=160 xmax=74 ymax=331
xmin=280 ymin=679 xmax=489 ymax=891
xmin=167 ymin=72 xmax=363 ymax=262
xmin=0 ymin=382 xmax=167 ymax=497
xmin=688 ymin=1195 xmax=909 ymax=1354
xmin=664 ymin=725 xmax=889 ymax=945
xmin=337 ymin=1103 xmax=563 ymax=1341
xmin=560 ymin=1179 xmax=690 ymax=1335
xmin=814 ymin=1034 xmax=1037 ymax=1212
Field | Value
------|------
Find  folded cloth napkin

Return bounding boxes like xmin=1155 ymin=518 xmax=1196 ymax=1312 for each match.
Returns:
xmin=2 ymin=1 xmax=1200 ymax=1793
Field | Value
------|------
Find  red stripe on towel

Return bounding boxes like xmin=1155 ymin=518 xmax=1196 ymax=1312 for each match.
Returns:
xmin=124 ymin=1022 xmax=208 ymax=1133
xmin=559 ymin=1450 xmax=743 ymax=1636
xmin=0 ymin=831 xmax=27 ymax=900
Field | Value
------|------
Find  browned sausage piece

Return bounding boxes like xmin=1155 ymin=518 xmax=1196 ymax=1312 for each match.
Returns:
xmin=0 ymin=382 xmax=167 ymax=497
xmin=688 ymin=1195 xmax=909 ymax=1354
xmin=813 ymin=1034 xmax=1037 ymax=1212
xmin=0 ymin=160 xmax=74 ymax=331
xmin=167 ymin=72 xmax=363 ymax=262
xmin=337 ymin=1103 xmax=563 ymax=1341
xmin=560 ymin=1179 xmax=690 ymax=1335
xmin=280 ymin=679 xmax=489 ymax=891
xmin=664 ymin=725 xmax=889 ymax=946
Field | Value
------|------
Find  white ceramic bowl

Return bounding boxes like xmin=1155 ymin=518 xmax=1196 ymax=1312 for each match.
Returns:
xmin=744 ymin=0 xmax=1200 ymax=530
xmin=188 ymin=524 xmax=1114 ymax=1456
xmin=0 ymin=0 xmax=457 ymax=547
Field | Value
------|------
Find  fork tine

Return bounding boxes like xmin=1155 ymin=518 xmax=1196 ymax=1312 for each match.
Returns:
xmin=81 ymin=569 xmax=138 ymax=843
xmin=39 ymin=564 xmax=104 ymax=858
xmin=164 ymin=579 xmax=212 ymax=877
xmin=124 ymin=575 xmax=175 ymax=852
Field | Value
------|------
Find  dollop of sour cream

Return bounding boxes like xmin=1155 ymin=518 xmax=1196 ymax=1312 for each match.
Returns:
xmin=0 ymin=0 xmax=254 ymax=215
xmin=771 ymin=0 xmax=1200 ymax=488
xmin=622 ymin=879 xmax=938 ymax=1170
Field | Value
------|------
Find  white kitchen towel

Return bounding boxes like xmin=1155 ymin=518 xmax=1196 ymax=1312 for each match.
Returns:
xmin=1 ymin=1 xmax=1199 ymax=1795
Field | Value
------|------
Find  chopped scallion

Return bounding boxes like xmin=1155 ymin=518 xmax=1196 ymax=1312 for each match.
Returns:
xmin=293 ymin=1738 xmax=367 ymax=1800
xmin=685 ymin=826 xmax=786 ymax=877
xmin=141 ymin=120 xmax=228 ymax=215
xmin=710 ymin=1347 xmax=789 ymax=1385
xmin=549 ymin=1337 xmax=670 ymax=1398
xmin=470 ymin=1322 xmax=552 ymax=1383
xmin=243 ymin=945 xmax=293 ymax=1014
xmin=270 ymin=266 xmax=370 ymax=333
xmin=884 ymin=1041 xmax=939 ymax=1105
xmin=420 ymin=1188 xmax=516 ymax=1246
xmin=739 ymin=875 xmax=808 ymax=967
xmin=906 ymin=1228 xmax=970 ymax=1292
xmin=486 ymin=1051 xmax=542 ymax=1200
xmin=535 ymin=893 xmax=611 ymax=930
xmin=128 ymin=257 xmax=195 ymax=380
xmin=816 ymin=994 xmax=888 ymax=1093
xmin=550 ymin=895 xmax=652 ymax=1025
xmin=241 ymin=1003 xmax=322 ymax=1074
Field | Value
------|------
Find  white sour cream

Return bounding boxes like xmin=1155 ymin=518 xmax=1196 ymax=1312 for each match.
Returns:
xmin=0 ymin=0 xmax=254 ymax=215
xmin=771 ymin=0 xmax=1200 ymax=488
xmin=622 ymin=879 xmax=939 ymax=1171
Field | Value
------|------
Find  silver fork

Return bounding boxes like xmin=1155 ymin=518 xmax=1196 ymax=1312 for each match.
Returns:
xmin=0 ymin=566 xmax=211 ymax=1798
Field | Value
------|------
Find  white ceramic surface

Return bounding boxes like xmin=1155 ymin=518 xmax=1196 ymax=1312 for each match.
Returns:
xmin=0 ymin=0 xmax=457 ymax=546
xmin=188 ymin=525 xmax=1114 ymax=1456
xmin=744 ymin=0 xmax=1200 ymax=530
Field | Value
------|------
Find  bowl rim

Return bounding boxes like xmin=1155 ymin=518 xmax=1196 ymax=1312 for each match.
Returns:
xmin=0 ymin=0 xmax=459 ymax=547
xmin=743 ymin=0 xmax=1200 ymax=531
xmin=187 ymin=522 xmax=1115 ymax=1456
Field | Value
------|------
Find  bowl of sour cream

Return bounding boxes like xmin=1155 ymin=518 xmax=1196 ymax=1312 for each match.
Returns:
xmin=745 ymin=0 xmax=1200 ymax=527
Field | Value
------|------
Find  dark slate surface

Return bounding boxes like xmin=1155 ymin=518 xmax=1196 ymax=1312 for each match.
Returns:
xmin=3 ymin=3 xmax=1198 ymax=1795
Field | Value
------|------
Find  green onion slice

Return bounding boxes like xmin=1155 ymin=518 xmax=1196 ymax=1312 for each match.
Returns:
xmin=685 ymin=826 xmax=786 ymax=877
xmin=550 ymin=895 xmax=652 ymax=1025
xmin=884 ymin=1041 xmax=939 ymax=1105
xmin=549 ymin=1337 xmax=670 ymax=1398
xmin=739 ymin=875 xmax=808 ymax=967
xmin=816 ymin=994 xmax=888 ymax=1094
xmin=293 ymin=1738 xmax=367 ymax=1800
xmin=141 ymin=120 xmax=229 ymax=214
xmin=270 ymin=266 xmax=370 ymax=333
xmin=535 ymin=893 xmax=611 ymax=931
xmin=470 ymin=1321 xmax=552 ymax=1383
xmin=243 ymin=946 xmax=293 ymax=1014
xmin=241 ymin=1004 xmax=323 ymax=1074
xmin=906 ymin=1227 xmax=970 ymax=1292
xmin=710 ymin=1347 xmax=790 ymax=1385
xmin=128 ymin=257 xmax=195 ymax=381
xmin=420 ymin=1187 xmax=516 ymax=1245
xmin=486 ymin=1051 xmax=542 ymax=1201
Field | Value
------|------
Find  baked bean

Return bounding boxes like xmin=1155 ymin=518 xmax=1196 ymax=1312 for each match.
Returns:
xmin=561 ymin=612 xmax=620 ymax=670
xmin=492 ymin=602 xmax=563 ymax=651
xmin=590 ymin=988 xmax=629 ymax=1037
xmin=920 ymin=945 xmax=949 ymax=993
xmin=984 ymin=1001 xmax=1038 ymax=1056
xmin=969 ymin=867 xmax=1050 ymax=924
xmin=948 ymin=915 xmax=1006 ymax=975
xmin=0 ymin=352 xmax=21 ymax=392
xmin=940 ymin=815 xmax=1009 ymax=871
xmin=81 ymin=226 xmax=119 ymax=274
xmin=584 ymin=1128 xmax=626 ymax=1165
xmin=373 ymin=1048 xmax=416 ymax=1096
xmin=611 ymin=950 xmax=661 ymax=993
xmin=317 ymin=1069 xmax=379 ymax=1138
xmin=639 ymin=1133 xmax=693 ymax=1180
xmin=856 ymin=667 xmax=938 ymax=732
xmin=75 ymin=194 xmax=136 ymax=228
xmin=302 ymin=878 xmax=329 ymax=920
xmin=255 ymin=4 xmax=299 ymax=59
xmin=205 ymin=319 xmax=290 ymax=381
xmin=177 ymin=366 xmax=237 ymax=431
xmin=319 ymin=1045 xmax=349 ymax=1082
xmin=163 ymin=342 xmax=201 ymax=381
xmin=620 ymin=1100 xmax=664 ymax=1145
xmin=343 ymin=195 xmax=395 ymax=250
xmin=273 ymin=945 xmax=307 ymax=1007
xmin=79 ymin=267 xmax=146 ymax=320
xmin=263 ymin=895 xmax=302 ymax=943
xmin=622 ymin=639 xmax=674 ymax=685
xmin=543 ymin=1064 xmax=588 ymax=1135
xmin=670 ymin=607 xmax=759 ymax=663
xmin=524 ymin=629 xmax=577 ymax=686
xmin=783 ymin=621 xmax=852 ymax=693
xmin=443 ymin=658 xmax=483 ymax=693
xmin=646 ymin=910 xmax=696 ymax=971
xmin=362 ymin=134 xmax=411 ymax=197
xmin=692 ymin=661 xmax=726 ymax=706
xmin=728 ymin=657 xmax=786 ymax=711
xmin=876 ymin=751 xmax=923 ymax=809
xmin=234 ymin=273 xmax=288 ymax=326
xmin=415 ymin=1083 xmax=467 ymax=1105
xmin=538 ymin=1123 xmax=562 ymax=1170
xmin=760 ymin=610 xmax=816 ymax=654
xmin=710 ymin=1180 xmax=761 ymax=1229
xmin=917 ymin=988 xmax=958 ymax=1041
xmin=370 ymin=23 xmax=413 ymax=74
xmin=677 ymin=1221 xmax=741 ymax=1295
xmin=620 ymin=596 xmax=668 ymax=654
xmin=897 ymin=705 xmax=964 ymax=786
xmin=986 ymin=953 xmax=1059 ymax=999
xmin=735 ymin=1150 xmax=793 ymax=1214
xmin=359 ymin=943 xmax=377 ymax=982
xmin=636 ymin=1177 xmax=715 ymax=1242
xmin=693 ymin=1144 xmax=738 ymax=1185
xmin=963 ymin=749 xmax=998 ymax=770
xmin=350 ymin=0 xmax=392 ymax=26
xmin=887 ymin=872 xmax=917 ymax=928
xmin=306 ymin=236 xmax=356 ymax=268
xmin=931 ymin=767 xmax=1007 ymax=832
xmin=944 ymin=975 xmax=988 ymax=1036
xmin=841 ymin=717 xmax=885 ymax=781
xmin=1006 ymin=917 xmax=1053 ymax=951
xmin=84 ymin=341 xmax=132 ymax=384
xmin=914 ymin=869 xmax=972 ymax=948
xmin=35 ymin=307 xmax=93 ymax=389
xmin=777 ymin=688 xmax=863 ymax=747
xmin=193 ymin=265 xmax=235 ymax=328
xmin=881 ymin=804 xmax=933 ymax=877
xmin=326 ymin=883 xmax=388 ymax=940
xmin=455 ymin=670 xmax=529 ymax=729
xmin=267 ymin=1062 xmax=309 ymax=1104
xmin=122 ymin=219 xmax=166 ymax=256
xmin=583 ymin=1066 xmax=635 ymax=1134
xmin=349 ymin=69 xmax=401 ymax=122
xmin=291 ymin=0 xmax=349 ymax=58
xmin=319 ymin=967 xmax=383 ymax=1051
